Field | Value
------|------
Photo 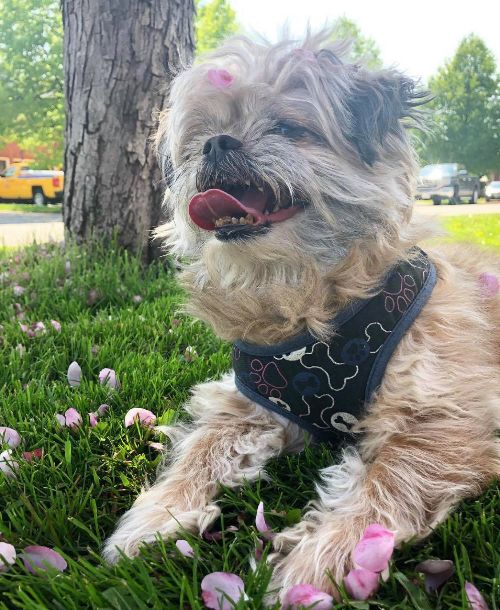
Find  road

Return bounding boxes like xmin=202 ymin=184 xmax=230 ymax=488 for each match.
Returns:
xmin=0 ymin=201 xmax=499 ymax=247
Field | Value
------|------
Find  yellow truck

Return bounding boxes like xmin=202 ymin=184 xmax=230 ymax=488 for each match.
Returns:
xmin=0 ymin=162 xmax=64 ymax=205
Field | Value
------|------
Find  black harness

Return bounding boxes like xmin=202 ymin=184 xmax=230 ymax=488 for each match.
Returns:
xmin=233 ymin=249 xmax=437 ymax=445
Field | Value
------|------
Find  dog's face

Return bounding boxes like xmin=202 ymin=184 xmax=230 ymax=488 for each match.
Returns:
xmin=157 ymin=36 xmax=425 ymax=272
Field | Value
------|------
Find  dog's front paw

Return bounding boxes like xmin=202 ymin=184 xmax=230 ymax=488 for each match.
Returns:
xmin=268 ymin=517 xmax=356 ymax=601
xmin=102 ymin=502 xmax=221 ymax=564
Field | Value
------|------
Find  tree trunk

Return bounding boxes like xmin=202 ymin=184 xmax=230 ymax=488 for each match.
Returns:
xmin=62 ymin=0 xmax=194 ymax=261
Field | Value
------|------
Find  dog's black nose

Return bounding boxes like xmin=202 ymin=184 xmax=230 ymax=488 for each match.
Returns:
xmin=203 ymin=135 xmax=242 ymax=162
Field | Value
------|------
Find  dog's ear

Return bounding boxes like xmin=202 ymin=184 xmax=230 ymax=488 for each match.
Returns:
xmin=346 ymin=71 xmax=428 ymax=166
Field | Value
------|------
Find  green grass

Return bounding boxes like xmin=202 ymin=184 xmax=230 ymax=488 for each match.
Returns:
xmin=441 ymin=214 xmax=500 ymax=249
xmin=0 ymin=231 xmax=498 ymax=609
xmin=0 ymin=203 xmax=62 ymax=214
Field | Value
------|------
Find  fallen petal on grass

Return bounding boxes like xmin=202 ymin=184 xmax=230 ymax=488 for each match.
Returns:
xmin=281 ymin=583 xmax=334 ymax=610
xmin=67 ymin=361 xmax=82 ymax=387
xmin=50 ymin=320 xmax=62 ymax=332
xmin=415 ymin=559 xmax=455 ymax=592
xmin=0 ymin=426 xmax=21 ymax=448
xmin=175 ymin=540 xmax=195 ymax=558
xmin=21 ymin=546 xmax=67 ymax=573
xmin=465 ymin=582 xmax=490 ymax=610
xmin=64 ymin=408 xmax=83 ymax=429
xmin=201 ymin=572 xmax=246 ymax=610
xmin=97 ymin=403 xmax=109 ymax=415
xmin=0 ymin=449 xmax=19 ymax=478
xmin=344 ymin=568 xmax=380 ymax=601
xmin=352 ymin=524 xmax=395 ymax=573
xmin=124 ymin=408 xmax=156 ymax=428
xmin=22 ymin=448 xmax=43 ymax=462
xmin=0 ymin=542 xmax=16 ymax=572
xmin=98 ymin=368 xmax=120 ymax=389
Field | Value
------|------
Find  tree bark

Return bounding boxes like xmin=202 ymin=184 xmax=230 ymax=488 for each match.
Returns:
xmin=62 ymin=0 xmax=194 ymax=261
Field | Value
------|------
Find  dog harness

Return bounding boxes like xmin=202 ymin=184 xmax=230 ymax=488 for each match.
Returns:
xmin=233 ymin=249 xmax=437 ymax=445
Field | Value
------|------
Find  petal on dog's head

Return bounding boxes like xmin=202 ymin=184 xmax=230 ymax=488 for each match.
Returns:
xmin=207 ymin=68 xmax=234 ymax=89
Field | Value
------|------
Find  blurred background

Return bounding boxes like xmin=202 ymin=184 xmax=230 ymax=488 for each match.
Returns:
xmin=0 ymin=0 xmax=498 ymax=250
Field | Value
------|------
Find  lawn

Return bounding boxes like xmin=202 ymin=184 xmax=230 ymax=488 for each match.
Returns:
xmin=0 ymin=203 xmax=62 ymax=214
xmin=0 ymin=228 xmax=498 ymax=609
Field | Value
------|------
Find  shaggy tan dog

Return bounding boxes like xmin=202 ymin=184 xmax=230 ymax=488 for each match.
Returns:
xmin=103 ymin=34 xmax=500 ymax=600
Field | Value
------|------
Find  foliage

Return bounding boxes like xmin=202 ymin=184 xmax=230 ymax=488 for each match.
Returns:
xmin=0 ymin=231 xmax=497 ymax=608
xmin=330 ymin=16 xmax=382 ymax=69
xmin=421 ymin=35 xmax=500 ymax=174
xmin=195 ymin=0 xmax=238 ymax=56
xmin=0 ymin=0 xmax=64 ymax=168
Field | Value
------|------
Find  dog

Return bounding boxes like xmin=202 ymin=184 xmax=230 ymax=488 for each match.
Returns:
xmin=103 ymin=33 xmax=500 ymax=600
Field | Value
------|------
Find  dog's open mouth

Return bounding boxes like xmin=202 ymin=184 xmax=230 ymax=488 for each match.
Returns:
xmin=188 ymin=181 xmax=304 ymax=239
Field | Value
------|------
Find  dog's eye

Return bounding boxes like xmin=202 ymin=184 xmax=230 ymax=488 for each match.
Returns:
xmin=268 ymin=121 xmax=309 ymax=139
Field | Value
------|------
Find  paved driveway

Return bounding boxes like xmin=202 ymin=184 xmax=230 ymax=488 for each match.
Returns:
xmin=415 ymin=201 xmax=500 ymax=217
xmin=0 ymin=212 xmax=64 ymax=247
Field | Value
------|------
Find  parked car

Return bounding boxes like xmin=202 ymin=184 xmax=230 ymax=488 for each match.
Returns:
xmin=485 ymin=181 xmax=500 ymax=201
xmin=0 ymin=162 xmax=64 ymax=205
xmin=416 ymin=163 xmax=480 ymax=205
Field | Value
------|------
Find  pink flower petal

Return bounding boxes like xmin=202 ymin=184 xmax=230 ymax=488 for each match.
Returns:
xmin=50 ymin=320 xmax=62 ymax=332
xmin=0 ymin=542 xmax=16 ymax=571
xmin=281 ymin=584 xmax=333 ymax=610
xmin=201 ymin=572 xmax=245 ymax=610
xmin=256 ymin=501 xmax=269 ymax=533
xmin=478 ymin=273 xmax=499 ymax=299
xmin=282 ymin=584 xmax=334 ymax=610
xmin=176 ymin=539 xmax=195 ymax=558
xmin=0 ymin=426 xmax=21 ymax=448
xmin=99 ymin=368 xmax=120 ymax=389
xmin=64 ymin=408 xmax=82 ymax=429
xmin=67 ymin=361 xmax=82 ymax=387
xmin=415 ymin=559 xmax=454 ymax=592
xmin=22 ymin=448 xmax=43 ymax=462
xmin=124 ymin=408 xmax=156 ymax=428
xmin=0 ymin=449 xmax=19 ymax=478
xmin=21 ymin=546 xmax=67 ymax=573
xmin=55 ymin=413 xmax=66 ymax=426
xmin=255 ymin=538 xmax=264 ymax=561
xmin=207 ymin=68 xmax=234 ymax=89
xmin=352 ymin=524 xmax=395 ymax=573
xmin=13 ymin=285 xmax=25 ymax=296
xmin=19 ymin=323 xmax=29 ymax=333
xmin=344 ymin=568 xmax=380 ymax=601
xmin=97 ymin=403 xmax=110 ymax=416
xmin=132 ymin=295 xmax=143 ymax=304
xmin=32 ymin=321 xmax=46 ymax=333
xmin=465 ymin=582 xmax=490 ymax=610
xmin=88 ymin=413 xmax=98 ymax=428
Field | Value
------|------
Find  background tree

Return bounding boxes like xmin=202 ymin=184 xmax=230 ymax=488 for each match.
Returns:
xmin=0 ymin=0 xmax=64 ymax=167
xmin=331 ymin=16 xmax=382 ymax=69
xmin=62 ymin=0 xmax=195 ymax=260
xmin=422 ymin=35 xmax=499 ymax=174
xmin=195 ymin=0 xmax=238 ymax=56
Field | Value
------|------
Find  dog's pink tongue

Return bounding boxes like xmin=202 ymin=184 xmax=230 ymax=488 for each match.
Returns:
xmin=189 ymin=188 xmax=267 ymax=230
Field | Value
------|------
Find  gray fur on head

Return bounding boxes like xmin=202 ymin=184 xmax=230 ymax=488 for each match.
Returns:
xmin=155 ymin=31 xmax=428 ymax=273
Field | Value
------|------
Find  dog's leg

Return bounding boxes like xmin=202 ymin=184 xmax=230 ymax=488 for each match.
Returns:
xmin=268 ymin=408 xmax=499 ymax=599
xmin=103 ymin=373 xmax=303 ymax=563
